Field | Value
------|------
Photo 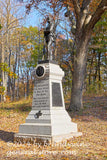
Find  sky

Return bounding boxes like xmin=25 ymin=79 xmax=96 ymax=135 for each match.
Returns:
xmin=15 ymin=1 xmax=43 ymax=28
xmin=18 ymin=1 xmax=69 ymax=38
xmin=21 ymin=1 xmax=49 ymax=28
xmin=24 ymin=9 xmax=43 ymax=28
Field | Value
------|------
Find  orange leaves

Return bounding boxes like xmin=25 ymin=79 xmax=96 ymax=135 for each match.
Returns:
xmin=5 ymin=96 xmax=11 ymax=103
xmin=105 ymin=52 xmax=107 ymax=56
xmin=61 ymin=157 xmax=69 ymax=160
xmin=63 ymin=0 xmax=74 ymax=9
xmin=8 ymin=72 xmax=17 ymax=79
xmin=63 ymin=0 xmax=102 ymax=17
xmin=59 ymin=34 xmax=66 ymax=39
xmin=89 ymin=0 xmax=101 ymax=14
xmin=8 ymin=72 xmax=14 ymax=77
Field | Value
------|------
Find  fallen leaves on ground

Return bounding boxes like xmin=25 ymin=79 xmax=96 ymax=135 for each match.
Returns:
xmin=0 ymin=96 xmax=107 ymax=160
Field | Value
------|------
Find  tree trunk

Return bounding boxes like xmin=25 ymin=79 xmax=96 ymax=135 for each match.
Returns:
xmin=17 ymin=57 xmax=20 ymax=100
xmin=7 ymin=51 xmax=11 ymax=96
xmin=26 ymin=69 xmax=29 ymax=97
xmin=69 ymin=32 xmax=91 ymax=111
xmin=89 ymin=50 xmax=95 ymax=85
xmin=98 ymin=52 xmax=101 ymax=90
xmin=11 ymin=78 xmax=14 ymax=101
xmin=1 ymin=39 xmax=7 ymax=102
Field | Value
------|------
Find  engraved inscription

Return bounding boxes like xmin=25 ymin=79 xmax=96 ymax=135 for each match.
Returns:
xmin=52 ymin=82 xmax=63 ymax=107
xmin=32 ymin=80 xmax=49 ymax=108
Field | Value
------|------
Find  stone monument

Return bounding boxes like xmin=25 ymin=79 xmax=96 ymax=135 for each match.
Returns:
xmin=14 ymin=16 xmax=82 ymax=144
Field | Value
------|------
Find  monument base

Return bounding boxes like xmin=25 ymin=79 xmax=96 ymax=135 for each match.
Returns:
xmin=14 ymin=132 xmax=82 ymax=144
xmin=14 ymin=62 xmax=82 ymax=144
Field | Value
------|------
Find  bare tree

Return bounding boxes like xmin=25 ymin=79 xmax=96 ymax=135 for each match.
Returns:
xmin=0 ymin=0 xmax=25 ymax=101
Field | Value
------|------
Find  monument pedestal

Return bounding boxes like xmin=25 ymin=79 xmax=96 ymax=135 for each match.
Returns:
xmin=14 ymin=61 xmax=82 ymax=144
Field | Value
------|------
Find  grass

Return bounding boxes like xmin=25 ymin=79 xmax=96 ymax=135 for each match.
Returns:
xmin=0 ymin=96 xmax=107 ymax=160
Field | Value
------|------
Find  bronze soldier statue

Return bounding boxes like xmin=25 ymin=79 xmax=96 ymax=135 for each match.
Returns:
xmin=42 ymin=16 xmax=57 ymax=60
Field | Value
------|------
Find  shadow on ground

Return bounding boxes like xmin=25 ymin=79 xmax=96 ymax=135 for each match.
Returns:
xmin=0 ymin=130 xmax=15 ymax=142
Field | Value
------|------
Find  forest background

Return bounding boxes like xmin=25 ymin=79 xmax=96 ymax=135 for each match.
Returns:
xmin=0 ymin=0 xmax=107 ymax=105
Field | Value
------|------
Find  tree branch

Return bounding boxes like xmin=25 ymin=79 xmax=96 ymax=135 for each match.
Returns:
xmin=72 ymin=0 xmax=80 ymax=19
xmin=62 ymin=60 xmax=73 ymax=73
xmin=80 ymin=0 xmax=92 ymax=28
xmin=87 ymin=0 xmax=107 ymax=30
xmin=81 ymin=0 xmax=92 ymax=11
